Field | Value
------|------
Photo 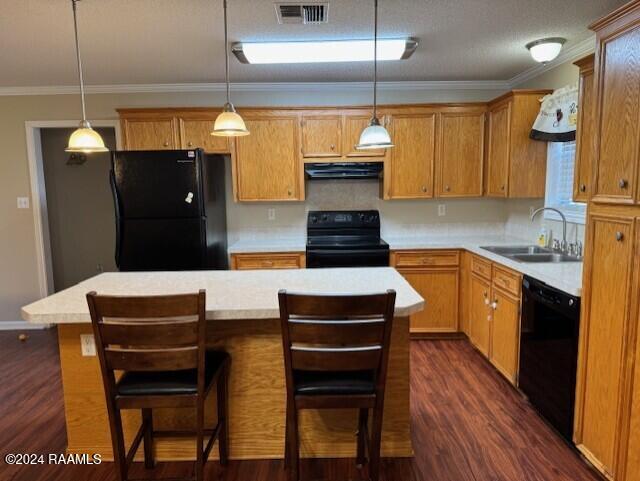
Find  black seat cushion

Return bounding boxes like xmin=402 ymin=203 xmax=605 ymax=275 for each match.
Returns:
xmin=116 ymin=350 xmax=229 ymax=396
xmin=293 ymin=370 xmax=375 ymax=396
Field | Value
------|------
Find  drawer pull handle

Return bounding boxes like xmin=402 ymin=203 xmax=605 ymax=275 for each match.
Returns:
xmin=421 ymin=186 xmax=427 ymax=193
xmin=444 ymin=185 xmax=451 ymax=192
xmin=619 ymin=179 xmax=628 ymax=189
xmin=163 ymin=141 xmax=170 ymax=147
xmin=580 ymin=184 xmax=587 ymax=192
xmin=330 ymin=144 xmax=335 ymax=150
xmin=616 ymin=231 xmax=624 ymax=242
xmin=187 ymin=141 xmax=193 ymax=147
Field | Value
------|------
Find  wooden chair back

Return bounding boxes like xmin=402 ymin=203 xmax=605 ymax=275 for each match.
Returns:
xmin=278 ymin=290 xmax=396 ymax=390
xmin=87 ymin=290 xmax=206 ymax=385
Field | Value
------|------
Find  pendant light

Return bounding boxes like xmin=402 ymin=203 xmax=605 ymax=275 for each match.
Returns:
xmin=356 ymin=0 xmax=393 ymax=150
xmin=66 ymin=0 xmax=108 ymax=153
xmin=212 ymin=0 xmax=249 ymax=137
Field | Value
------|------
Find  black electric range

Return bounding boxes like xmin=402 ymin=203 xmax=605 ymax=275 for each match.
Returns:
xmin=305 ymin=210 xmax=390 ymax=268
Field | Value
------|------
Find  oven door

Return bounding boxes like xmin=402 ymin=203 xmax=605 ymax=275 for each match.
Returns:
xmin=306 ymin=248 xmax=390 ymax=268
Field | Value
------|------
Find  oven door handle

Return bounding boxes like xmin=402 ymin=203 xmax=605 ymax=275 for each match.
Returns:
xmin=307 ymin=249 xmax=388 ymax=256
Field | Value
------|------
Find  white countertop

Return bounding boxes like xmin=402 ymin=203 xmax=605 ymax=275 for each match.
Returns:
xmin=21 ymin=268 xmax=424 ymax=325
xmin=229 ymin=235 xmax=583 ymax=296
xmin=228 ymin=238 xmax=306 ymax=254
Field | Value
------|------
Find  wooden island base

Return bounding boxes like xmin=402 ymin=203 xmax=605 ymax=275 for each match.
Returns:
xmin=58 ymin=317 xmax=412 ymax=461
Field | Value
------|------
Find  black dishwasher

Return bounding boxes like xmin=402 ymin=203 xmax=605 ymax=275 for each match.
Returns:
xmin=519 ymin=276 xmax=581 ymax=442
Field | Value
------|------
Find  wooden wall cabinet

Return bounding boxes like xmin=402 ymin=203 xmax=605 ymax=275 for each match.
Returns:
xmin=342 ymin=114 xmax=387 ymax=158
xmin=121 ymin=117 xmax=178 ymax=150
xmin=486 ymin=90 xmax=551 ymax=198
xmin=301 ymin=114 xmax=342 ymax=158
xmin=437 ymin=111 xmax=485 ymax=197
xmin=234 ymin=114 xmax=302 ymax=202
xmin=573 ymin=54 xmax=596 ymax=203
xmin=230 ymin=252 xmax=306 ymax=270
xmin=178 ymin=115 xmax=229 ymax=153
xmin=391 ymin=250 xmax=459 ymax=335
xmin=386 ymin=113 xmax=437 ymax=199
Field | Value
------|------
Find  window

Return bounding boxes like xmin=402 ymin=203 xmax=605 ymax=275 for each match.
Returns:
xmin=544 ymin=141 xmax=586 ymax=224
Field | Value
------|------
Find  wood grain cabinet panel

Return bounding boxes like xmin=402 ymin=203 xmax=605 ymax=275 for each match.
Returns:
xmin=230 ymin=252 xmax=305 ymax=270
xmin=234 ymin=116 xmax=302 ymax=201
xmin=573 ymin=54 xmax=596 ymax=203
xmin=400 ymin=269 xmax=459 ymax=334
xmin=392 ymin=250 xmax=459 ymax=268
xmin=438 ymin=111 xmax=485 ymax=197
xmin=301 ymin=115 xmax=342 ymax=158
xmin=486 ymin=102 xmax=510 ymax=197
xmin=592 ymin=24 xmax=640 ymax=204
xmin=575 ymin=214 xmax=635 ymax=477
xmin=122 ymin=118 xmax=178 ymax=150
xmin=387 ymin=114 xmax=437 ymax=199
xmin=489 ymin=289 xmax=520 ymax=384
xmin=343 ymin=114 xmax=386 ymax=157
xmin=178 ymin=118 xmax=230 ymax=153
xmin=469 ymin=273 xmax=492 ymax=357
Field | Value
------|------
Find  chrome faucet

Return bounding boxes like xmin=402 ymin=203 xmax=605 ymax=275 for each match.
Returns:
xmin=531 ymin=207 xmax=567 ymax=252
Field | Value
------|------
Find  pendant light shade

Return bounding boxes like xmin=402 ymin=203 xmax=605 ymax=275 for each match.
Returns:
xmin=356 ymin=0 xmax=393 ymax=151
xmin=212 ymin=103 xmax=249 ymax=137
xmin=212 ymin=0 xmax=249 ymax=137
xmin=66 ymin=0 xmax=108 ymax=153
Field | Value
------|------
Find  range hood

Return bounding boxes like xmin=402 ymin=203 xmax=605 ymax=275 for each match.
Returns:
xmin=304 ymin=162 xmax=383 ymax=180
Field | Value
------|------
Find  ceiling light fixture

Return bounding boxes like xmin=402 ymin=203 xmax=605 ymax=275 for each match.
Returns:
xmin=526 ymin=37 xmax=566 ymax=64
xmin=212 ymin=0 xmax=249 ymax=137
xmin=356 ymin=0 xmax=393 ymax=151
xmin=232 ymin=38 xmax=418 ymax=64
xmin=66 ymin=0 xmax=108 ymax=153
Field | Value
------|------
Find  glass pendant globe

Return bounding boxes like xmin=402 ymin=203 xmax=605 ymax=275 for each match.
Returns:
xmin=356 ymin=119 xmax=394 ymax=150
xmin=66 ymin=121 xmax=108 ymax=153
xmin=212 ymin=104 xmax=249 ymax=137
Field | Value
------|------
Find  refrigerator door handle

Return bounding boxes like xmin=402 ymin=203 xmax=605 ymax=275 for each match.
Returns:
xmin=110 ymin=169 xmax=122 ymax=269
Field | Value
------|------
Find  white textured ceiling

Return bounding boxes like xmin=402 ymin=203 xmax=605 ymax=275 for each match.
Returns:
xmin=0 ymin=0 xmax=626 ymax=87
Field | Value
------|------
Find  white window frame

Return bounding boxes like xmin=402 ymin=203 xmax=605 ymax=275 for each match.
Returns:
xmin=543 ymin=141 xmax=586 ymax=225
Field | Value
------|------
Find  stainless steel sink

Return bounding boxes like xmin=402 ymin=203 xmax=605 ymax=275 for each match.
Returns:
xmin=480 ymin=245 xmax=582 ymax=263
xmin=481 ymin=245 xmax=552 ymax=255
xmin=510 ymin=253 xmax=582 ymax=263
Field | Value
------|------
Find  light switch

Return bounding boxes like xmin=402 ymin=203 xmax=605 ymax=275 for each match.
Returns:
xmin=17 ymin=197 xmax=30 ymax=209
xmin=80 ymin=334 xmax=96 ymax=356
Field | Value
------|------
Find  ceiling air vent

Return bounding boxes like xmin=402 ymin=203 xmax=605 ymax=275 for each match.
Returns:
xmin=275 ymin=3 xmax=329 ymax=24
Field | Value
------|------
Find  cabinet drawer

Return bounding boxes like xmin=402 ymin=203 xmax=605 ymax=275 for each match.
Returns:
xmin=471 ymin=255 xmax=492 ymax=280
xmin=492 ymin=266 xmax=521 ymax=297
xmin=393 ymin=250 xmax=460 ymax=268
xmin=231 ymin=253 xmax=305 ymax=270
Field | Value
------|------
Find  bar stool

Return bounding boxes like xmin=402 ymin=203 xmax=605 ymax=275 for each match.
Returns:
xmin=278 ymin=289 xmax=396 ymax=481
xmin=87 ymin=290 xmax=230 ymax=481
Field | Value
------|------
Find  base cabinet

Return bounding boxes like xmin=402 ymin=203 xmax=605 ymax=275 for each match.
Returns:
xmin=469 ymin=273 xmax=492 ymax=356
xmin=230 ymin=252 xmax=306 ymax=270
xmin=490 ymin=289 xmax=520 ymax=384
xmin=391 ymin=250 xmax=459 ymax=334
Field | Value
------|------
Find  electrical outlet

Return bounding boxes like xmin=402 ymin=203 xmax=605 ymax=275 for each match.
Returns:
xmin=80 ymin=334 xmax=96 ymax=356
xmin=267 ymin=208 xmax=276 ymax=221
xmin=17 ymin=197 xmax=29 ymax=209
xmin=438 ymin=204 xmax=446 ymax=217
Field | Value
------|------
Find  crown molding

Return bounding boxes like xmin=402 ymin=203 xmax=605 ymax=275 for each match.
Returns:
xmin=508 ymin=35 xmax=596 ymax=87
xmin=0 ymin=79 xmax=511 ymax=97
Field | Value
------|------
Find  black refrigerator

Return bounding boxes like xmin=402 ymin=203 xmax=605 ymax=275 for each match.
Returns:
xmin=110 ymin=149 xmax=228 ymax=271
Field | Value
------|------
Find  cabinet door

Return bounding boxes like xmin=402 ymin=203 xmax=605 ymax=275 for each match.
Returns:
xmin=486 ymin=102 xmax=511 ymax=197
xmin=301 ymin=115 xmax=341 ymax=158
xmin=343 ymin=114 xmax=386 ymax=157
xmin=489 ymin=288 xmax=520 ymax=384
xmin=123 ymin=119 xmax=177 ymax=150
xmin=575 ymin=214 xmax=635 ymax=477
xmin=623 ymin=298 xmax=640 ymax=481
xmin=400 ymin=268 xmax=459 ymax=334
xmin=387 ymin=114 xmax=436 ymax=199
xmin=178 ymin=118 xmax=230 ymax=153
xmin=438 ymin=112 xmax=484 ymax=197
xmin=234 ymin=117 xmax=301 ymax=201
xmin=469 ymin=274 xmax=492 ymax=356
xmin=592 ymin=26 xmax=640 ymax=204
xmin=573 ymin=57 xmax=595 ymax=203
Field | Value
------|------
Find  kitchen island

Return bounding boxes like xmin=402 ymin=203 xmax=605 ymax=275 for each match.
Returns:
xmin=21 ymin=268 xmax=424 ymax=461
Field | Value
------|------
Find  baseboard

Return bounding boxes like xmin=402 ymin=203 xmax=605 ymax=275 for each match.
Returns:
xmin=0 ymin=321 xmax=51 ymax=331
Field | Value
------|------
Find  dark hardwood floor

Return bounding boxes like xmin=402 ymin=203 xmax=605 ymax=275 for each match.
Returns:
xmin=0 ymin=329 xmax=601 ymax=481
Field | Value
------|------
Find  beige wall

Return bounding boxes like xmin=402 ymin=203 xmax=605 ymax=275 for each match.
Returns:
xmin=0 ymin=87 xmax=506 ymax=322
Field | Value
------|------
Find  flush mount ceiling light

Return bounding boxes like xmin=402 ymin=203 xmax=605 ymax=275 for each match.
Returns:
xmin=232 ymin=38 xmax=417 ymax=64
xmin=212 ymin=0 xmax=249 ymax=137
xmin=526 ymin=37 xmax=566 ymax=64
xmin=66 ymin=0 xmax=108 ymax=153
xmin=356 ymin=0 xmax=393 ymax=151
